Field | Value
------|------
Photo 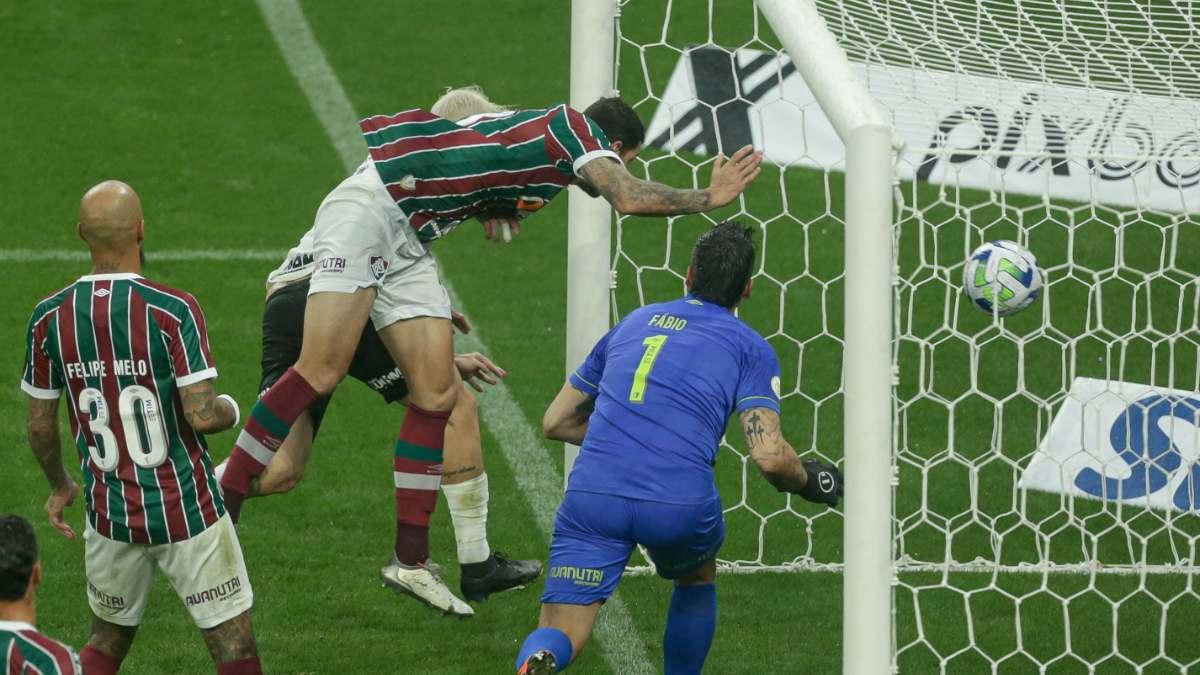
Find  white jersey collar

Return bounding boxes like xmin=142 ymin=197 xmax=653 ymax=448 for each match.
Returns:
xmin=78 ymin=272 xmax=143 ymax=282
xmin=0 ymin=620 xmax=37 ymax=632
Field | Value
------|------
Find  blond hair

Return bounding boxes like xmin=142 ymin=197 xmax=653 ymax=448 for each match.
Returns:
xmin=431 ymin=85 xmax=510 ymax=122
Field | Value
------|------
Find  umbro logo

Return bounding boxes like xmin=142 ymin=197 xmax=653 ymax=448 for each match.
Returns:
xmin=94 ymin=288 xmax=110 ymax=298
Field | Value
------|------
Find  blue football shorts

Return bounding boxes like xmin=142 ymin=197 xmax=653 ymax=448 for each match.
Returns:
xmin=540 ymin=490 xmax=725 ymax=605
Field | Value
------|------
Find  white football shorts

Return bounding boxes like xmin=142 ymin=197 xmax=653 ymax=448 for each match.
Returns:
xmin=83 ymin=515 xmax=253 ymax=630
xmin=371 ymin=250 xmax=453 ymax=329
xmin=303 ymin=160 xmax=452 ymax=327
xmin=306 ymin=163 xmax=403 ymax=296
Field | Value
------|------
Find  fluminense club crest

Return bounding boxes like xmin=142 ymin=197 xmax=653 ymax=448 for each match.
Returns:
xmin=370 ymin=255 xmax=389 ymax=281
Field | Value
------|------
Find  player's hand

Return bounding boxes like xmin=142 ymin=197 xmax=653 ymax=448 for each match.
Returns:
xmin=454 ymin=352 xmax=507 ymax=391
xmin=480 ymin=216 xmax=522 ymax=243
xmin=798 ymin=459 xmax=843 ymax=508
xmin=707 ymin=145 xmax=762 ymax=209
xmin=451 ymin=309 xmax=471 ymax=334
xmin=45 ymin=479 xmax=81 ymax=539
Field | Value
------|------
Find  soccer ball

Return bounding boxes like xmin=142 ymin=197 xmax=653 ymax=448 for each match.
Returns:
xmin=962 ymin=240 xmax=1043 ymax=317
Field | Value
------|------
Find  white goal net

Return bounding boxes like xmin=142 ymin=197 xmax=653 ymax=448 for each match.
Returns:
xmin=606 ymin=0 xmax=1200 ymax=671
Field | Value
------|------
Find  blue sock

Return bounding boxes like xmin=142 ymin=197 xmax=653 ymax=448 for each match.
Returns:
xmin=663 ymin=583 xmax=717 ymax=675
xmin=515 ymin=626 xmax=573 ymax=672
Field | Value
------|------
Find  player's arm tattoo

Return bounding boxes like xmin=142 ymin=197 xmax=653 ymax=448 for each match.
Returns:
xmin=543 ymin=384 xmax=595 ymax=445
xmin=742 ymin=411 xmax=768 ymax=451
xmin=573 ymin=395 xmax=596 ymax=421
xmin=27 ymin=396 xmax=70 ymax=488
xmin=180 ymin=380 xmax=236 ymax=433
xmin=201 ymin=610 xmax=258 ymax=663
xmin=739 ymin=408 xmax=808 ymax=493
xmin=579 ymin=158 xmax=710 ymax=216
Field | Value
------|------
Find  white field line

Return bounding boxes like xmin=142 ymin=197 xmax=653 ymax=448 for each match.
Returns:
xmin=253 ymin=2 xmax=656 ymax=673
xmin=0 ymin=249 xmax=286 ymax=262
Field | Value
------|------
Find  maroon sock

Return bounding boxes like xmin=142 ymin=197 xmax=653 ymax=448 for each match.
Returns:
xmin=220 ymin=368 xmax=318 ymax=519
xmin=393 ymin=402 xmax=450 ymax=565
xmin=81 ymin=645 xmax=122 ymax=675
xmin=216 ymin=657 xmax=263 ymax=675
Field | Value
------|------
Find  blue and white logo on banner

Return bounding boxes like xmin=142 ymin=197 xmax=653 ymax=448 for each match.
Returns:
xmin=1019 ymin=378 xmax=1200 ymax=513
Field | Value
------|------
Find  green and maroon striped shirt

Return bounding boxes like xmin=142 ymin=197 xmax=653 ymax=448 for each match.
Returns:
xmin=360 ymin=104 xmax=619 ymax=242
xmin=1 ymin=620 xmax=81 ymax=675
xmin=21 ymin=273 xmax=225 ymax=544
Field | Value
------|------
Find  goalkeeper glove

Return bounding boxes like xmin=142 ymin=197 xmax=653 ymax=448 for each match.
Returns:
xmin=799 ymin=460 xmax=843 ymax=507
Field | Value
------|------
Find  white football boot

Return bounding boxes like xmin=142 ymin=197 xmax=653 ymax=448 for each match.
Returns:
xmin=380 ymin=557 xmax=474 ymax=618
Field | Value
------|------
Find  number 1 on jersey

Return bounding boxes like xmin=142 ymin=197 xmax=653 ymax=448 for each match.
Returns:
xmin=629 ymin=335 xmax=669 ymax=403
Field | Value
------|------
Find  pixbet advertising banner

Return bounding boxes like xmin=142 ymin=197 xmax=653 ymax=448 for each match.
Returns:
xmin=1018 ymin=377 xmax=1200 ymax=514
xmin=644 ymin=47 xmax=1200 ymax=213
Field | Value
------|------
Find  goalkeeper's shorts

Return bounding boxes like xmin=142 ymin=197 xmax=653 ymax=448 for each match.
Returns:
xmin=541 ymin=490 xmax=725 ymax=605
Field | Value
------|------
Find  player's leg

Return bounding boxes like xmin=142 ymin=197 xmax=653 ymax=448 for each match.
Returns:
xmin=517 ymin=602 xmax=602 ymax=674
xmin=220 ymin=197 xmax=387 ymax=520
xmin=250 ymin=411 xmax=315 ymax=496
xmin=78 ymin=524 xmax=154 ymax=674
xmin=373 ymin=255 xmax=458 ymax=566
xmin=640 ymin=497 xmax=725 ymax=675
xmin=221 ymin=287 xmax=373 ymax=518
xmin=370 ymin=252 xmax=471 ymax=615
xmin=247 ymin=280 xmax=317 ymax=498
xmin=515 ymin=491 xmax=634 ymax=672
xmin=159 ymin=515 xmax=260 ymax=672
xmin=662 ymin=561 xmax=718 ymax=675
xmin=79 ymin=616 xmax=136 ymax=675
xmin=441 ymin=383 xmax=543 ymax=600
xmin=200 ymin=610 xmax=261 ymax=674
xmin=349 ymin=318 xmax=542 ymax=601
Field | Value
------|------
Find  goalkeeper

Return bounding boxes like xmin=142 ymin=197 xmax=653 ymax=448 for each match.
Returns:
xmin=516 ymin=222 xmax=843 ymax=674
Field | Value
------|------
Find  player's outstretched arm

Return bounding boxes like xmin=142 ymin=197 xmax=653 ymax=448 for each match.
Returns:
xmin=542 ymin=382 xmax=596 ymax=446
xmin=740 ymin=407 xmax=843 ymax=507
xmin=26 ymin=395 xmax=81 ymax=539
xmin=578 ymin=145 xmax=762 ymax=216
xmin=180 ymin=380 xmax=239 ymax=434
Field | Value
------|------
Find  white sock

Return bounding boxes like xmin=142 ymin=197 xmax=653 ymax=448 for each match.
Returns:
xmin=441 ymin=473 xmax=491 ymax=565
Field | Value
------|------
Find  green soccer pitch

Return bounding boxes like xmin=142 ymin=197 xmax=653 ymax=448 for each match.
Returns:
xmin=3 ymin=1 xmax=1198 ymax=673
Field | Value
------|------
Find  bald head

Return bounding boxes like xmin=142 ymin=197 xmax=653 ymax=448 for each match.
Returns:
xmin=78 ymin=180 xmax=143 ymax=253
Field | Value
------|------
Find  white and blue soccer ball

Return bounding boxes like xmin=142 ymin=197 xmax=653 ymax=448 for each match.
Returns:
xmin=962 ymin=240 xmax=1043 ymax=317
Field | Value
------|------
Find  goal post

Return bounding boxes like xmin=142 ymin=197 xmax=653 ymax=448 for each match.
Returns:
xmin=576 ymin=0 xmax=1200 ymax=672
xmin=840 ymin=123 xmax=896 ymax=675
xmin=565 ymin=0 xmax=618 ymax=484
xmin=569 ymin=0 xmax=896 ymax=670
xmin=756 ymin=1 xmax=897 ymax=671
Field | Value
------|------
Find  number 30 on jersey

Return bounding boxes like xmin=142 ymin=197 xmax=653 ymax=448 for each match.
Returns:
xmin=78 ymin=385 xmax=170 ymax=471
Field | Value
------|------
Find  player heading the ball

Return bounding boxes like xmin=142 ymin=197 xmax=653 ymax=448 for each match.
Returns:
xmin=217 ymin=93 xmax=763 ymax=618
xmin=516 ymin=222 xmax=843 ymax=674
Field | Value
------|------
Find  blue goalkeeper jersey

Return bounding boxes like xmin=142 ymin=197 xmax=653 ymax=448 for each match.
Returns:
xmin=567 ymin=294 xmax=782 ymax=504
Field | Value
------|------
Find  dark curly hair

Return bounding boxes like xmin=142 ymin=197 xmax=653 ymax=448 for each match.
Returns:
xmin=690 ymin=221 xmax=757 ymax=308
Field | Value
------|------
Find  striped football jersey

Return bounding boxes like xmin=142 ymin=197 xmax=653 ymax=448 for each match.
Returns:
xmin=0 ymin=621 xmax=81 ymax=675
xmin=360 ymin=104 xmax=619 ymax=242
xmin=21 ymin=273 xmax=225 ymax=544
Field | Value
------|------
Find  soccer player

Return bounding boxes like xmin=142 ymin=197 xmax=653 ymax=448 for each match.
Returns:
xmin=217 ymin=94 xmax=762 ymax=616
xmin=0 ymin=515 xmax=82 ymax=675
xmin=21 ymin=181 xmax=262 ymax=675
xmin=515 ymin=222 xmax=844 ymax=674
xmin=225 ymin=271 xmax=540 ymax=616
